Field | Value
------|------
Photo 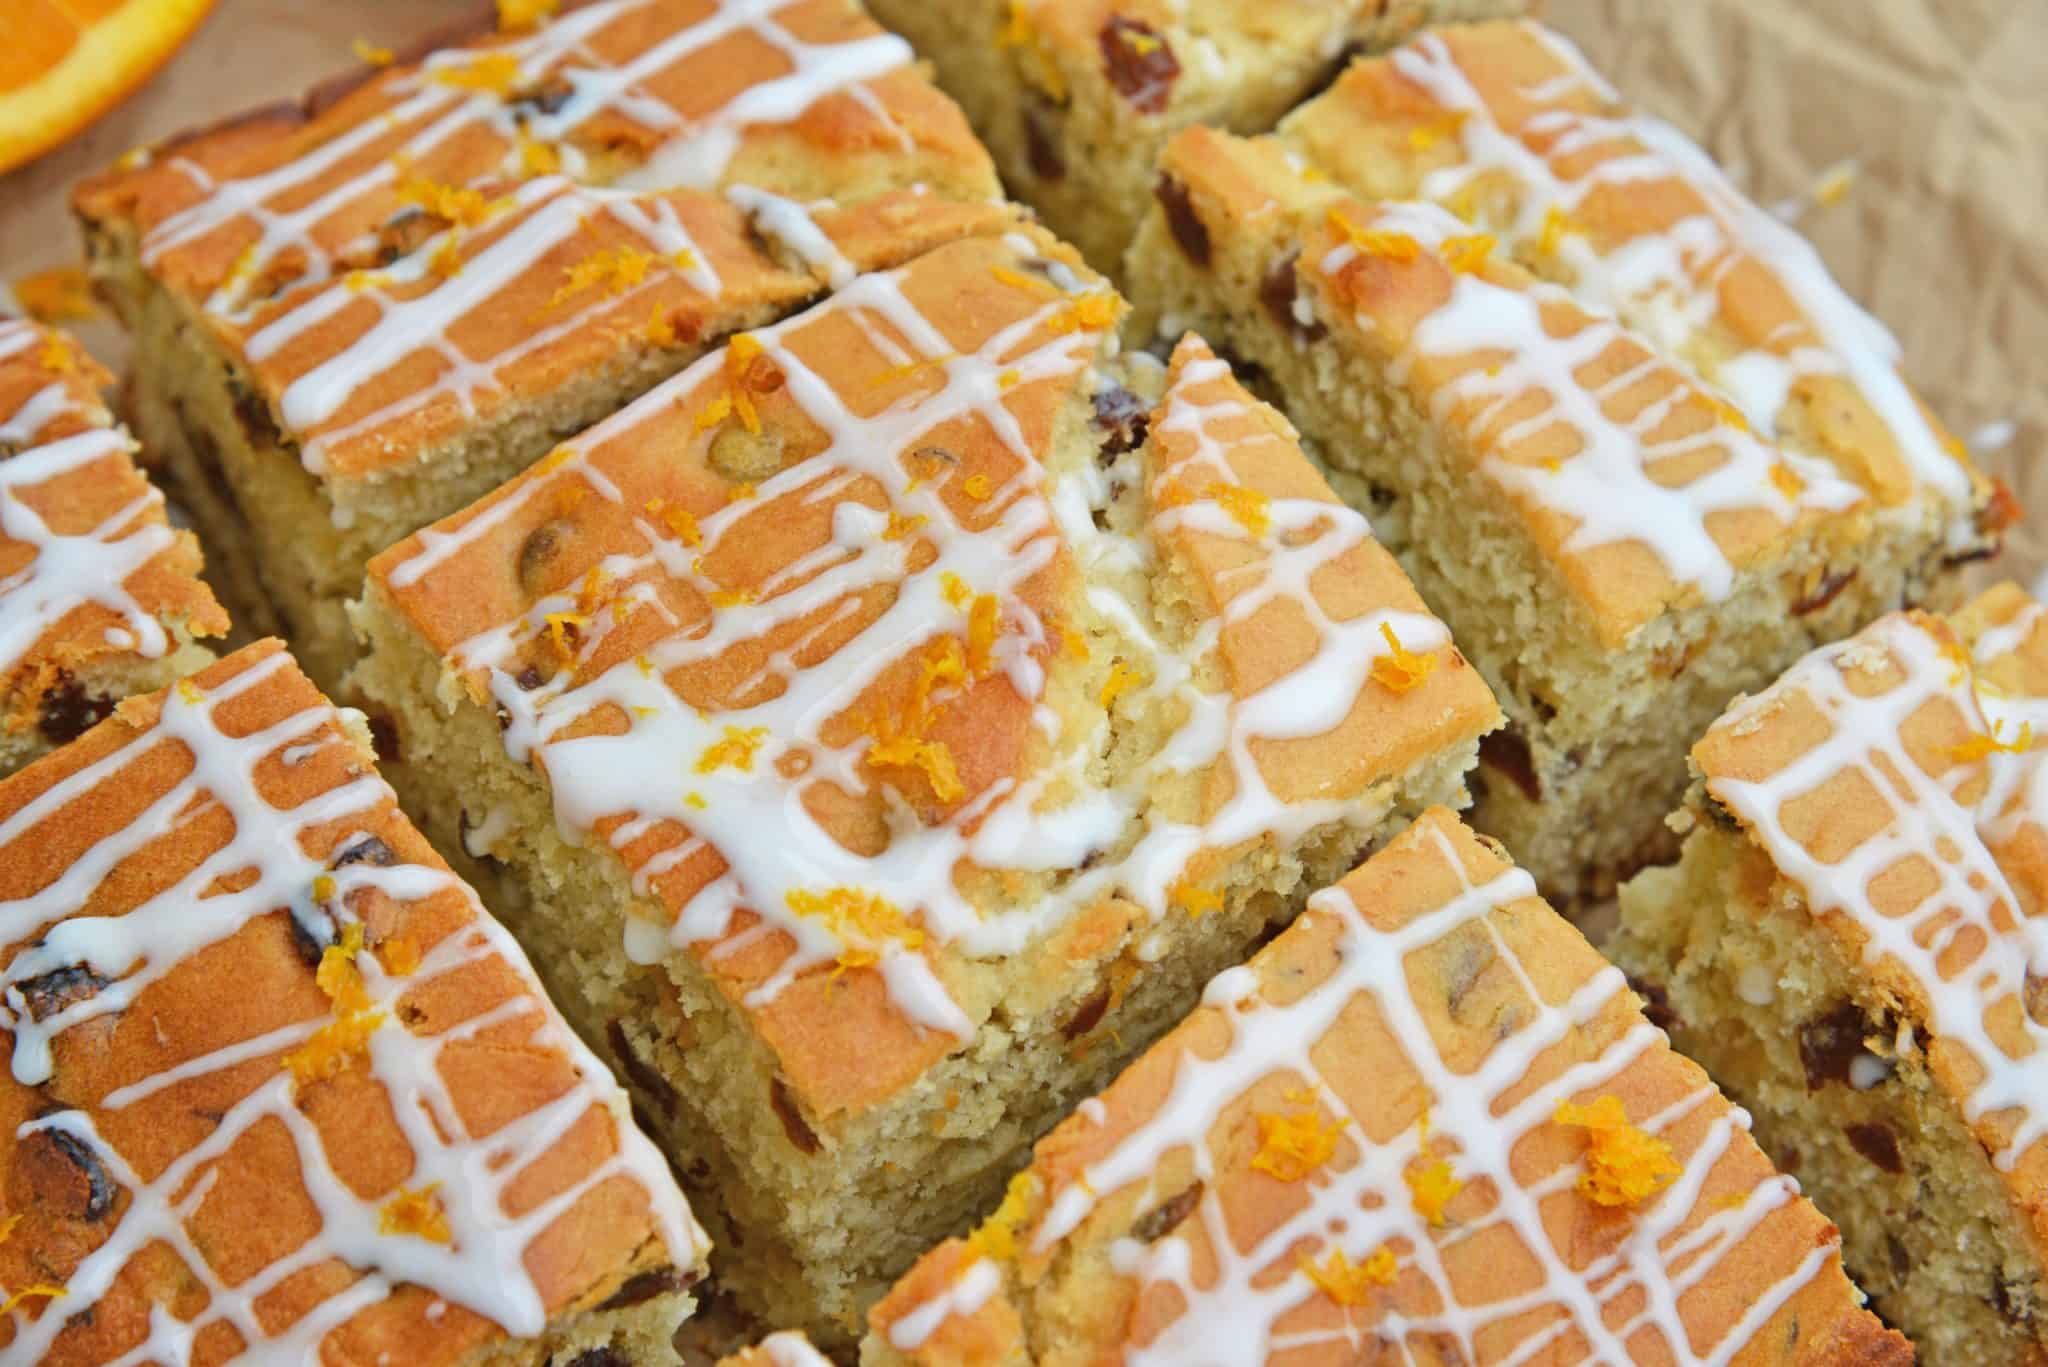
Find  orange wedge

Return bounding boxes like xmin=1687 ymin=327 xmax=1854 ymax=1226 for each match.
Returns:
xmin=0 ymin=0 xmax=217 ymax=175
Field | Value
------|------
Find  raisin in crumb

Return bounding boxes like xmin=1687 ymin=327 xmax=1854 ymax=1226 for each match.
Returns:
xmin=1099 ymin=17 xmax=1179 ymax=114
xmin=1154 ymin=176 xmax=1210 ymax=267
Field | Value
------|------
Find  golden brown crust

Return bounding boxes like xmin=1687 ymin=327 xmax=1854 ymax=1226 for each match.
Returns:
xmin=1282 ymin=19 xmax=1986 ymax=526
xmin=1152 ymin=123 xmax=1887 ymax=648
xmin=72 ymin=0 xmax=1002 ymax=486
xmin=364 ymin=228 xmax=1493 ymax=1121
xmin=0 ymin=641 xmax=703 ymax=1365
xmin=1146 ymin=335 xmax=1498 ymax=800
xmin=1691 ymin=584 xmax=2048 ymax=1272
xmin=0 ymin=319 xmax=227 ymax=744
xmin=870 ymin=810 xmax=1895 ymax=1364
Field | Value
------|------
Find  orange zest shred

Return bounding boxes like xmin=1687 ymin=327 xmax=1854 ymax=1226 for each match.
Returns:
xmin=38 ymin=337 xmax=74 ymax=375
xmin=1537 ymin=205 xmax=1576 ymax=256
xmin=1250 ymin=1109 xmax=1347 ymax=1182
xmin=1328 ymin=208 xmax=1420 ymax=262
xmin=378 ymin=1183 xmax=453 ymax=1244
xmin=1949 ymin=720 xmax=2033 ymax=765
xmin=543 ymin=610 xmax=589 ymax=663
xmin=283 ymin=1009 xmax=387 ymax=1085
xmin=1169 ymin=879 xmax=1221 ymax=919
xmin=316 ymin=922 xmax=373 ymax=1016
xmin=708 ymin=586 xmax=756 ymax=609
xmin=962 ymin=473 xmax=994 ymax=502
xmin=786 ymin=887 xmax=923 ymax=972
xmin=1299 ymin=1246 xmax=1396 ymax=1306
xmin=521 ymin=137 xmax=562 ymax=177
xmin=966 ymin=595 xmax=1001 ymax=677
xmin=1047 ymin=292 xmax=1120 ymax=335
xmin=1099 ymin=659 xmax=1145 ymax=709
xmin=1554 ymin=1094 xmax=1682 ymax=1208
xmin=884 ymin=511 xmax=928 ymax=541
xmin=696 ymin=724 xmax=768 ymax=774
xmin=378 ymin=936 xmax=422 ymax=977
xmin=396 ymin=174 xmax=493 ymax=229
xmin=0 ymin=1283 xmax=67 ymax=1316
xmin=1440 ymin=233 xmax=1496 ymax=275
xmin=1204 ymin=482 xmax=1270 ymax=539
xmin=551 ymin=245 xmax=659 ymax=306
xmin=967 ymin=1172 xmax=1036 ymax=1262
xmin=1404 ymin=1116 xmax=1463 ymax=1226
xmin=1370 ymin=623 xmax=1436 ymax=695
xmin=996 ymin=0 xmax=1067 ymax=101
xmin=940 ymin=573 xmax=972 ymax=609
xmin=991 ymin=265 xmax=1059 ymax=298
xmin=1709 ymin=395 xmax=1753 ymax=435
xmin=697 ymin=334 xmax=768 ymax=435
xmin=497 ymin=0 xmax=560 ymax=31
xmin=654 ymin=500 xmax=701 ymax=546
xmin=13 ymin=266 xmax=97 ymax=323
xmin=433 ymin=51 xmax=522 ymax=95
xmin=862 ymin=637 xmax=970 ymax=802
xmin=642 ymin=303 xmax=677 ymax=347
xmin=1767 ymin=463 xmax=1805 ymax=500
xmin=352 ymin=38 xmax=396 ymax=67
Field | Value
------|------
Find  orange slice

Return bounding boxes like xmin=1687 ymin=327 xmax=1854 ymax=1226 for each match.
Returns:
xmin=0 ymin=0 xmax=217 ymax=175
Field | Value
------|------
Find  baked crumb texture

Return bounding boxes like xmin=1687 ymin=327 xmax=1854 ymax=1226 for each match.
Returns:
xmin=0 ymin=640 xmax=706 ymax=1366
xmin=0 ymin=318 xmax=227 ymax=777
xmin=861 ymin=0 xmax=1526 ymax=272
xmin=1613 ymin=582 xmax=2048 ymax=1365
xmin=865 ymin=808 xmax=1905 ymax=1366
xmin=348 ymin=223 xmax=1499 ymax=1342
xmin=1123 ymin=18 xmax=2005 ymax=904
xmin=72 ymin=0 xmax=1004 ymax=688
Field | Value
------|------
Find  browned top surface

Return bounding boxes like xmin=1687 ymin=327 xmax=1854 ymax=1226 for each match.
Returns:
xmin=0 ymin=641 xmax=703 ymax=1365
xmin=365 ymin=229 xmax=1492 ymax=1120
xmin=1693 ymin=581 xmax=2048 ymax=1266
xmin=1156 ymin=122 xmax=1908 ymax=647
xmin=1281 ymin=19 xmax=1987 ymax=523
xmin=870 ymin=809 xmax=1901 ymax=1366
xmin=0 ymin=318 xmax=226 ymax=736
xmin=73 ymin=0 xmax=1001 ymax=483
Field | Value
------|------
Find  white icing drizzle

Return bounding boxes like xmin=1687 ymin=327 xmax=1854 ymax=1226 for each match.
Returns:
xmin=387 ymin=251 xmax=1453 ymax=1042
xmin=1379 ymin=23 xmax=1972 ymax=526
xmin=754 ymin=1329 xmax=835 ymax=1366
xmin=0 ymin=321 xmax=183 ymax=682
xmin=904 ymin=822 xmax=1829 ymax=1362
xmin=0 ymin=648 xmax=704 ymax=1361
xmin=1315 ymin=201 xmax=1863 ymax=608
xmin=132 ymin=0 xmax=919 ymax=475
xmin=1707 ymin=605 xmax=2048 ymax=1169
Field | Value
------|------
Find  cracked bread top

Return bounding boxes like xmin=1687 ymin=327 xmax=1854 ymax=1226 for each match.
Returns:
xmin=1690 ymin=581 xmax=2048 ymax=1267
xmin=0 ymin=320 xmax=227 ymax=745
xmin=0 ymin=640 xmax=704 ymax=1365
xmin=363 ymin=224 xmax=1495 ymax=1120
xmin=1154 ymin=123 xmax=1941 ymax=649
xmin=72 ymin=0 xmax=1001 ymax=484
xmin=1278 ymin=19 xmax=1995 ymax=547
xmin=869 ymin=808 xmax=1904 ymax=1366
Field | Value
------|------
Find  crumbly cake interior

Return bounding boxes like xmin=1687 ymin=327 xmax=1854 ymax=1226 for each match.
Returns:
xmin=866 ymin=809 xmax=1903 ymax=1366
xmin=864 ymin=0 xmax=1523 ymax=271
xmin=347 ymin=230 xmax=1492 ymax=1342
xmin=0 ymin=643 xmax=706 ymax=1366
xmin=1615 ymin=818 xmax=2044 ymax=1365
xmin=0 ymin=317 xmax=225 ymax=774
xmin=1125 ymin=163 xmax=1962 ymax=903
xmin=1614 ymin=589 xmax=2048 ymax=1365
